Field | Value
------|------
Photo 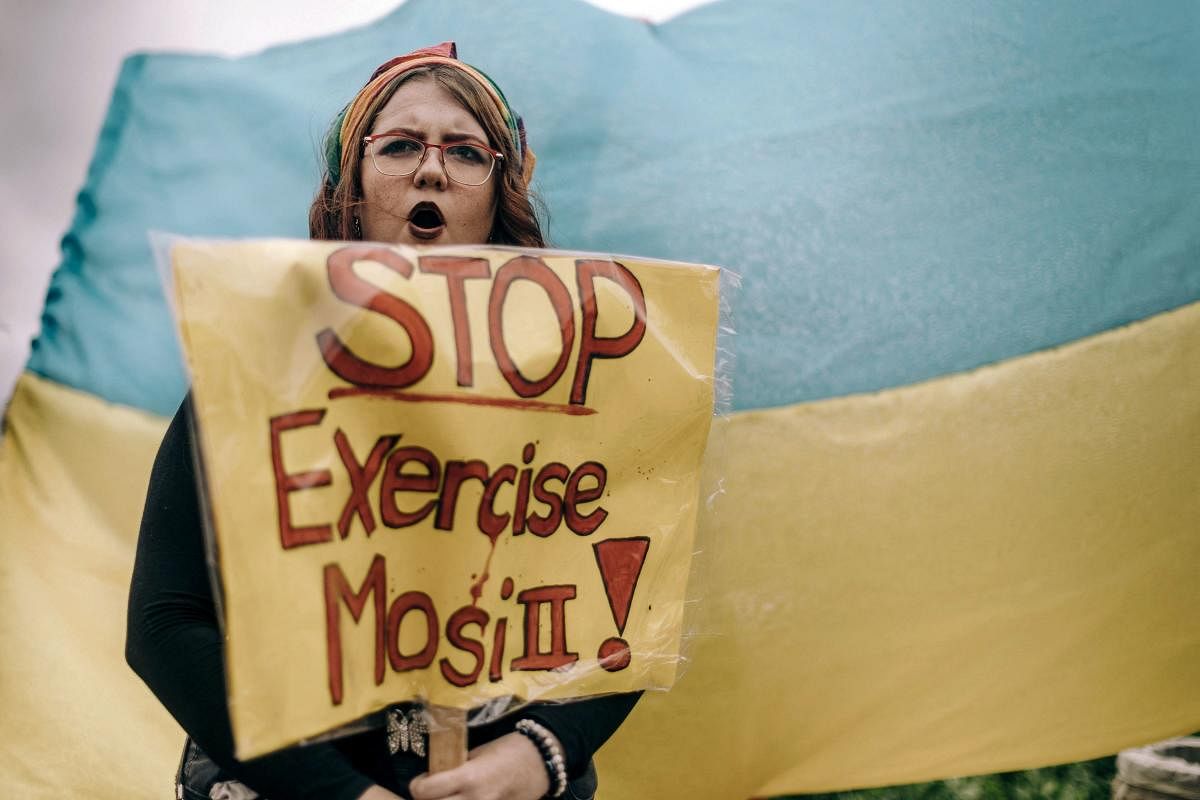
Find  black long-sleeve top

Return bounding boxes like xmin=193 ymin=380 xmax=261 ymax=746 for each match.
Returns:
xmin=126 ymin=397 xmax=639 ymax=800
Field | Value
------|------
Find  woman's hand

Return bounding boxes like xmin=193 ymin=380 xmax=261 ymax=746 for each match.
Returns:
xmin=357 ymin=786 xmax=405 ymax=800
xmin=408 ymin=731 xmax=553 ymax=800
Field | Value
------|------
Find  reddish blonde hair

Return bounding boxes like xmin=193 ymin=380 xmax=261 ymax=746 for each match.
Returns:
xmin=309 ymin=66 xmax=545 ymax=247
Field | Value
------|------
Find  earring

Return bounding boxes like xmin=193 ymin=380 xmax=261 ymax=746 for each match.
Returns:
xmin=353 ymin=215 xmax=363 ymax=240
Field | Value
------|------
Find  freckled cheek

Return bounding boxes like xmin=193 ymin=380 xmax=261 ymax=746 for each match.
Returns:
xmin=455 ymin=206 xmax=491 ymax=240
xmin=463 ymin=188 xmax=498 ymax=235
xmin=362 ymin=177 xmax=408 ymax=221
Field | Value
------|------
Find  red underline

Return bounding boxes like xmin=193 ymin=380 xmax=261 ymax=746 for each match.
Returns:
xmin=327 ymin=387 xmax=597 ymax=416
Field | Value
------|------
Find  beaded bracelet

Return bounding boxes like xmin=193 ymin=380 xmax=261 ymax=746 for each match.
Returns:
xmin=514 ymin=718 xmax=568 ymax=798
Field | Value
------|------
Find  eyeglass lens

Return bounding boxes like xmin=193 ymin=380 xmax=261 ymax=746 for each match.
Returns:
xmin=371 ymin=136 xmax=495 ymax=185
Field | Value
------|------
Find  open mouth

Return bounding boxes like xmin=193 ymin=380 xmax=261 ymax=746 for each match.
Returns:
xmin=407 ymin=202 xmax=445 ymax=237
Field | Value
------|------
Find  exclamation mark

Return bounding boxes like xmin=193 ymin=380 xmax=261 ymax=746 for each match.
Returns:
xmin=591 ymin=536 xmax=650 ymax=672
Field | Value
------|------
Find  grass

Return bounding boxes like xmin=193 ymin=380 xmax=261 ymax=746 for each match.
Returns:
xmin=787 ymin=756 xmax=1116 ymax=800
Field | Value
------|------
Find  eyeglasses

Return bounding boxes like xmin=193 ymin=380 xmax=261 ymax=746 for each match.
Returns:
xmin=363 ymin=132 xmax=503 ymax=186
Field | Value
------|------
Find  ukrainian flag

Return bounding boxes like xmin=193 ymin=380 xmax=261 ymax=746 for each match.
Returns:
xmin=3 ymin=1 xmax=1198 ymax=797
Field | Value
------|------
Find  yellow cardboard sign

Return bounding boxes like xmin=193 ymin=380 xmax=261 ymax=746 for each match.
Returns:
xmin=171 ymin=240 xmax=719 ymax=758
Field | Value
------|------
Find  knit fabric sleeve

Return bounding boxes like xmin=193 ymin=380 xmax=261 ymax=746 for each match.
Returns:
xmin=519 ymin=692 xmax=642 ymax=779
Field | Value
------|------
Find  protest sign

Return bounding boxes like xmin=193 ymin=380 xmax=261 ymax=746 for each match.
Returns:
xmin=170 ymin=240 xmax=720 ymax=758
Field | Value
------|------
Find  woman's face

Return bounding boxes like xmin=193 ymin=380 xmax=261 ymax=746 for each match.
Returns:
xmin=359 ymin=77 xmax=498 ymax=246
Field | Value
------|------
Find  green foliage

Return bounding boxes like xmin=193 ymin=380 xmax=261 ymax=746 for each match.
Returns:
xmin=788 ymin=756 xmax=1116 ymax=800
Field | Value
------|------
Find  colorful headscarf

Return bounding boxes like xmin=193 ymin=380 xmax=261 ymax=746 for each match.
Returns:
xmin=324 ymin=42 xmax=535 ymax=186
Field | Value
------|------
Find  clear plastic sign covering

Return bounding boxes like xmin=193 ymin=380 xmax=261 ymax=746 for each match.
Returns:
xmin=166 ymin=239 xmax=723 ymax=759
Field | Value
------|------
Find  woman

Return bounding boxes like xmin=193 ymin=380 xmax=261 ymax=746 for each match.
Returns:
xmin=127 ymin=43 xmax=639 ymax=800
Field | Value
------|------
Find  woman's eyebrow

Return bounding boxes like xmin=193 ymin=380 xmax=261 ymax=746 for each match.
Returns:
xmin=440 ymin=130 xmax=484 ymax=143
xmin=376 ymin=125 xmax=425 ymax=138
xmin=373 ymin=126 xmax=485 ymax=144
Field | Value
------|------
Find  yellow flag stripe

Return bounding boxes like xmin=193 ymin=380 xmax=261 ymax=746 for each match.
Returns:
xmin=0 ymin=372 xmax=180 ymax=796
xmin=3 ymin=299 xmax=1198 ymax=797
xmin=601 ymin=299 xmax=1200 ymax=797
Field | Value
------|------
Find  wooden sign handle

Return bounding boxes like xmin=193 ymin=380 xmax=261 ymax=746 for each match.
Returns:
xmin=427 ymin=706 xmax=467 ymax=772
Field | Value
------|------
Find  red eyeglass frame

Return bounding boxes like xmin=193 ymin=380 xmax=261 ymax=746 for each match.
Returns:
xmin=362 ymin=131 xmax=504 ymax=185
